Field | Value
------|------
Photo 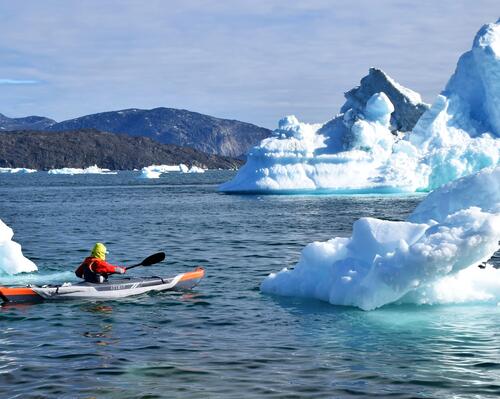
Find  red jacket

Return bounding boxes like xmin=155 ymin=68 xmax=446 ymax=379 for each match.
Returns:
xmin=75 ymin=256 xmax=123 ymax=278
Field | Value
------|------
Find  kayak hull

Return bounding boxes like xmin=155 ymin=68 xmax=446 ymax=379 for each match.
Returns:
xmin=0 ymin=267 xmax=204 ymax=304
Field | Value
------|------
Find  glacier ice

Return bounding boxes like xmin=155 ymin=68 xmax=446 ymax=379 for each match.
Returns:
xmin=0 ymin=219 xmax=37 ymax=275
xmin=261 ymin=166 xmax=500 ymax=310
xmin=221 ymin=19 xmax=500 ymax=194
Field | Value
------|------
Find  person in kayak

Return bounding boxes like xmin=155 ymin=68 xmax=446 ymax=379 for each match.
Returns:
xmin=75 ymin=243 xmax=126 ymax=283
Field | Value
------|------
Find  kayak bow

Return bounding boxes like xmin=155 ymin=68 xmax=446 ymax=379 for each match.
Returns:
xmin=0 ymin=267 xmax=204 ymax=304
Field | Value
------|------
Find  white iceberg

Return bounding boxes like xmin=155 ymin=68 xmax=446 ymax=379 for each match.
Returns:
xmin=139 ymin=164 xmax=179 ymax=179
xmin=48 ymin=165 xmax=117 ymax=175
xmin=139 ymin=164 xmax=206 ymax=178
xmin=0 ymin=167 xmax=37 ymax=174
xmin=221 ymin=19 xmax=500 ymax=194
xmin=0 ymin=219 xmax=37 ymax=275
xmin=186 ymin=165 xmax=205 ymax=174
xmin=261 ymin=166 xmax=500 ymax=310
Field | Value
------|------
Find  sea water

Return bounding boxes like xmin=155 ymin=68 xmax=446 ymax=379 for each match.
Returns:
xmin=1 ymin=171 xmax=499 ymax=398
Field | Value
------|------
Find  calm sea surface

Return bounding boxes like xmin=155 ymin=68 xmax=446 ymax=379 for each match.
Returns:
xmin=1 ymin=171 xmax=500 ymax=398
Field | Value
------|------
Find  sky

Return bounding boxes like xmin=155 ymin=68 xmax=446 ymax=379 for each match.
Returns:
xmin=0 ymin=0 xmax=498 ymax=128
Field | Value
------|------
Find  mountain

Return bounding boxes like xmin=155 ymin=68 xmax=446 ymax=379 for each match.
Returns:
xmin=46 ymin=108 xmax=271 ymax=158
xmin=0 ymin=113 xmax=56 ymax=131
xmin=0 ymin=129 xmax=242 ymax=170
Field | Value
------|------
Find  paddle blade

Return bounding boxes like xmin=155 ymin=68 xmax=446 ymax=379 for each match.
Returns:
xmin=141 ymin=252 xmax=166 ymax=266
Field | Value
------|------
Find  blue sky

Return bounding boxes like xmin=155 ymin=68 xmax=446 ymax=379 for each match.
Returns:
xmin=0 ymin=0 xmax=498 ymax=128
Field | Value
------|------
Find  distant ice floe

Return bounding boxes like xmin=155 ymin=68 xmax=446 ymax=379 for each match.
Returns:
xmin=261 ymin=166 xmax=500 ymax=310
xmin=0 ymin=167 xmax=37 ymax=174
xmin=0 ymin=219 xmax=37 ymax=275
xmin=48 ymin=165 xmax=117 ymax=175
xmin=221 ymin=19 xmax=500 ymax=194
xmin=139 ymin=164 xmax=206 ymax=179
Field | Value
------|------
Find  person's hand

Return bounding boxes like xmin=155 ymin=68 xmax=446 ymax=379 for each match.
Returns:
xmin=116 ymin=267 xmax=126 ymax=274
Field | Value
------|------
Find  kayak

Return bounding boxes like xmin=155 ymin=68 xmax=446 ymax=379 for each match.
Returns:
xmin=0 ymin=267 xmax=204 ymax=304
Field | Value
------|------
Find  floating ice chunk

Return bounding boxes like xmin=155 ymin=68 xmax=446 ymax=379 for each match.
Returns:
xmin=138 ymin=163 xmax=205 ymax=178
xmin=138 ymin=164 xmax=180 ymax=178
xmin=187 ymin=165 xmax=205 ymax=173
xmin=220 ymin=93 xmax=425 ymax=193
xmin=0 ymin=167 xmax=37 ymax=174
xmin=261 ymin=166 xmax=500 ymax=310
xmin=0 ymin=219 xmax=37 ymax=275
xmin=139 ymin=168 xmax=161 ymax=179
xmin=220 ymin=90 xmax=424 ymax=193
xmin=48 ymin=165 xmax=116 ymax=175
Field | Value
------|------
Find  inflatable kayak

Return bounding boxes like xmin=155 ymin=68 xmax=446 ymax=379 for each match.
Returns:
xmin=0 ymin=267 xmax=204 ymax=304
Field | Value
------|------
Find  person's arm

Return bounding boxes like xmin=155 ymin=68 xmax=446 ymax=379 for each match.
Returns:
xmin=92 ymin=259 xmax=126 ymax=275
xmin=75 ymin=262 xmax=85 ymax=278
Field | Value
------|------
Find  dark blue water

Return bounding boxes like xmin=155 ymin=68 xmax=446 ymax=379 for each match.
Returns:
xmin=1 ymin=171 xmax=500 ymax=398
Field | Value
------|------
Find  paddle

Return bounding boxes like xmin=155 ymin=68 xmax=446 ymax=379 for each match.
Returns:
xmin=125 ymin=252 xmax=166 ymax=271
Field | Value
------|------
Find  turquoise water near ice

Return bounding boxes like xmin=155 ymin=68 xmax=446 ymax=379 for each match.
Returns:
xmin=1 ymin=171 xmax=500 ymax=398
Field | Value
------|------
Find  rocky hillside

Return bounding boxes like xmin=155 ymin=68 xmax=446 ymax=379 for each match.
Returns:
xmin=0 ymin=129 xmax=242 ymax=170
xmin=47 ymin=108 xmax=271 ymax=158
xmin=0 ymin=113 xmax=56 ymax=131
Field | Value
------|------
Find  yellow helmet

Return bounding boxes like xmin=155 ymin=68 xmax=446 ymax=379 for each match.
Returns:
xmin=91 ymin=243 xmax=108 ymax=260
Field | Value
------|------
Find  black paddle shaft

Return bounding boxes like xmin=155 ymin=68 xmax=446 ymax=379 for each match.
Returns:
xmin=126 ymin=252 xmax=166 ymax=271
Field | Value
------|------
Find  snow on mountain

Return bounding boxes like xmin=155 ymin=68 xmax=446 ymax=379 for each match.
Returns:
xmin=221 ymin=19 xmax=500 ymax=194
xmin=261 ymin=166 xmax=500 ymax=311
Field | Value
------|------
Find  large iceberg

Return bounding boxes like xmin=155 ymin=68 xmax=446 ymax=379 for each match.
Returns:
xmin=221 ymin=19 xmax=500 ymax=194
xmin=0 ymin=219 xmax=37 ymax=275
xmin=261 ymin=166 xmax=500 ymax=310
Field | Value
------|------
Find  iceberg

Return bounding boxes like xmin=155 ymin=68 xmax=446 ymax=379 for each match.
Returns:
xmin=48 ymin=165 xmax=117 ymax=175
xmin=221 ymin=19 xmax=500 ymax=194
xmin=186 ymin=165 xmax=205 ymax=174
xmin=0 ymin=167 xmax=37 ymax=174
xmin=139 ymin=164 xmax=206 ymax=178
xmin=261 ymin=166 xmax=500 ymax=310
xmin=410 ymin=18 xmax=500 ymax=189
xmin=139 ymin=164 xmax=180 ymax=179
xmin=0 ymin=219 xmax=37 ymax=275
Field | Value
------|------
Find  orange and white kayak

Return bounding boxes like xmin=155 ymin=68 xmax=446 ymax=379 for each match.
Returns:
xmin=0 ymin=267 xmax=204 ymax=304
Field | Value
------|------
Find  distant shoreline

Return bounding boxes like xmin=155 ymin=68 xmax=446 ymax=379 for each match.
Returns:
xmin=0 ymin=129 xmax=243 ymax=171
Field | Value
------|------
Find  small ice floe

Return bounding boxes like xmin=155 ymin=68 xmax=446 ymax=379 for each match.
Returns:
xmin=138 ymin=164 xmax=206 ymax=178
xmin=0 ymin=167 xmax=37 ymax=174
xmin=48 ymin=165 xmax=117 ymax=175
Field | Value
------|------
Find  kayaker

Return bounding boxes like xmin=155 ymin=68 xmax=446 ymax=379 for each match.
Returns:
xmin=75 ymin=243 xmax=126 ymax=283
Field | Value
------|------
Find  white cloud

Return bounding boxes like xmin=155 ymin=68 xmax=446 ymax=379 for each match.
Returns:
xmin=0 ymin=78 xmax=38 ymax=85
